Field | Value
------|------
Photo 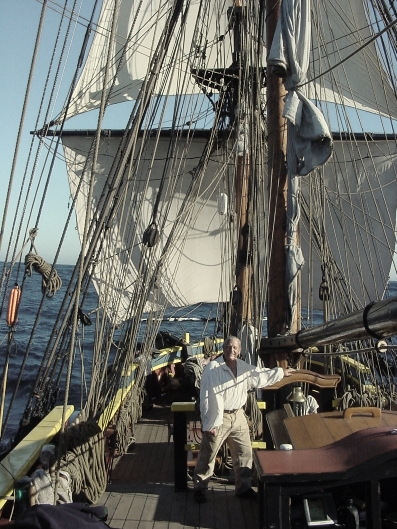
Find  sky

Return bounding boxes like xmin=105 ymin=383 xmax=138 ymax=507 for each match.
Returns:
xmin=0 ymin=1 xmax=82 ymax=265
xmin=0 ymin=0 xmax=132 ymax=267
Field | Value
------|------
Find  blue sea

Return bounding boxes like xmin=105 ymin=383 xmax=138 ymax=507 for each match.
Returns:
xmin=1 ymin=263 xmax=397 ymax=445
xmin=0 ymin=263 xmax=220 ymax=445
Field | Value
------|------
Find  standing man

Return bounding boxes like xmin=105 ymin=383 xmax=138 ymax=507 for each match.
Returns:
xmin=193 ymin=335 xmax=294 ymax=502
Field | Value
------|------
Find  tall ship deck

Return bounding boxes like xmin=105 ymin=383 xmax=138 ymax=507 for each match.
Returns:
xmin=100 ymin=401 xmax=257 ymax=529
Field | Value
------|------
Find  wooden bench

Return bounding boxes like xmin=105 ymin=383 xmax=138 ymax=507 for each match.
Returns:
xmin=253 ymin=426 xmax=397 ymax=529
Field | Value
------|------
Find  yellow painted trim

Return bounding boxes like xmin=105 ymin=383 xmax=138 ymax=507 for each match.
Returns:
xmin=257 ymin=401 xmax=266 ymax=410
xmin=185 ymin=443 xmax=201 ymax=451
xmin=340 ymin=355 xmax=371 ymax=373
xmin=152 ymin=358 xmax=182 ymax=370
xmin=0 ymin=405 xmax=74 ymax=510
xmin=97 ymin=364 xmax=138 ymax=431
xmin=251 ymin=441 xmax=266 ymax=450
xmin=171 ymin=402 xmax=196 ymax=412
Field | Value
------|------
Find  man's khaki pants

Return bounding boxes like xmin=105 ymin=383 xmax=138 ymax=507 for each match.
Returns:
xmin=193 ymin=408 xmax=252 ymax=495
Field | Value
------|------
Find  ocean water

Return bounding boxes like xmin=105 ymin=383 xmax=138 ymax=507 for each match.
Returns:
xmin=0 ymin=263 xmax=219 ymax=444
xmin=1 ymin=262 xmax=396 ymax=445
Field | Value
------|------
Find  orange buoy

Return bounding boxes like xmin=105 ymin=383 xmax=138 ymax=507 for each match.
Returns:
xmin=6 ymin=285 xmax=21 ymax=327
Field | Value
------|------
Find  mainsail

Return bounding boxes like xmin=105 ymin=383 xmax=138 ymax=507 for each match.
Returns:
xmin=62 ymin=132 xmax=397 ymax=323
xmin=63 ymin=133 xmax=237 ymax=323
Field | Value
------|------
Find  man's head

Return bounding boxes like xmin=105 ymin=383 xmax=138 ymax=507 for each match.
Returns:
xmin=223 ymin=336 xmax=241 ymax=363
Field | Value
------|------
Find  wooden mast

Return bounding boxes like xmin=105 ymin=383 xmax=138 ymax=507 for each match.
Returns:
xmin=230 ymin=0 xmax=253 ymax=335
xmin=266 ymin=0 xmax=289 ymax=367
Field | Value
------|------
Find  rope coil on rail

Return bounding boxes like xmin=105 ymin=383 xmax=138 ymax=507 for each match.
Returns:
xmin=25 ymin=253 xmax=62 ymax=297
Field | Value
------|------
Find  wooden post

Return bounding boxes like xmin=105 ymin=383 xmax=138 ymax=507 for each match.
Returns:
xmin=266 ymin=0 xmax=289 ymax=367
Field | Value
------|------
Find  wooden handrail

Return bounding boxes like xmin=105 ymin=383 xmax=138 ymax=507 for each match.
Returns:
xmin=262 ymin=369 xmax=341 ymax=390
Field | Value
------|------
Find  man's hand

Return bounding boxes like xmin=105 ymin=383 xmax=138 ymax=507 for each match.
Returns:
xmin=283 ymin=367 xmax=295 ymax=377
xmin=208 ymin=427 xmax=218 ymax=437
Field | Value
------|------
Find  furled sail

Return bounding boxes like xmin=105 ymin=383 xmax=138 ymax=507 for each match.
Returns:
xmin=268 ymin=0 xmax=333 ymax=329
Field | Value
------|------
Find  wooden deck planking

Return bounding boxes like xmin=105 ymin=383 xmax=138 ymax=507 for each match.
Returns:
xmin=99 ymin=402 xmax=258 ymax=529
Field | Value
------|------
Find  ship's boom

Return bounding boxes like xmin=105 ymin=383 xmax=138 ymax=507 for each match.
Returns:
xmin=261 ymin=296 xmax=397 ymax=351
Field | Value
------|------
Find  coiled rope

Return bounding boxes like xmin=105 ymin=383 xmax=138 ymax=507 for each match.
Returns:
xmin=59 ymin=420 xmax=107 ymax=504
xmin=25 ymin=253 xmax=62 ymax=297
xmin=338 ymin=387 xmax=387 ymax=410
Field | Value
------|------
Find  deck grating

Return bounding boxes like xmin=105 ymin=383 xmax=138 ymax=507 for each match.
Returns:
xmin=99 ymin=401 xmax=258 ymax=529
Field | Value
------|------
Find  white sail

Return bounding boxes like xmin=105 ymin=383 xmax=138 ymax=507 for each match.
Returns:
xmin=66 ymin=0 xmax=397 ymax=121
xmin=63 ymin=132 xmax=397 ymax=322
xmin=62 ymin=0 xmax=397 ymax=326
xmin=310 ymin=0 xmax=397 ymax=118
xmin=301 ymin=138 xmax=397 ymax=312
xmin=63 ymin=134 xmax=238 ymax=323
xmin=65 ymin=0 xmax=235 ymax=120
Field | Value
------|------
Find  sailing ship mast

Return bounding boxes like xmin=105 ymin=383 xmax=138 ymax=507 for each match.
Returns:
xmin=231 ymin=0 xmax=253 ymax=336
xmin=265 ymin=0 xmax=291 ymax=368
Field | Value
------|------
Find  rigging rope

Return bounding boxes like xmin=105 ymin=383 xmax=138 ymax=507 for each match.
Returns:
xmin=114 ymin=386 xmax=145 ymax=457
xmin=25 ymin=253 xmax=62 ymax=297
xmin=60 ymin=420 xmax=107 ymax=504
xmin=299 ymin=15 xmax=397 ymax=88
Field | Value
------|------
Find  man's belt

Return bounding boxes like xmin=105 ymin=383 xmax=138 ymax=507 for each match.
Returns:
xmin=224 ymin=409 xmax=239 ymax=414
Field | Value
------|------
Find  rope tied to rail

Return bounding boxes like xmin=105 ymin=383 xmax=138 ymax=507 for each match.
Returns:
xmin=25 ymin=253 xmax=62 ymax=297
xmin=59 ymin=420 xmax=107 ymax=504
